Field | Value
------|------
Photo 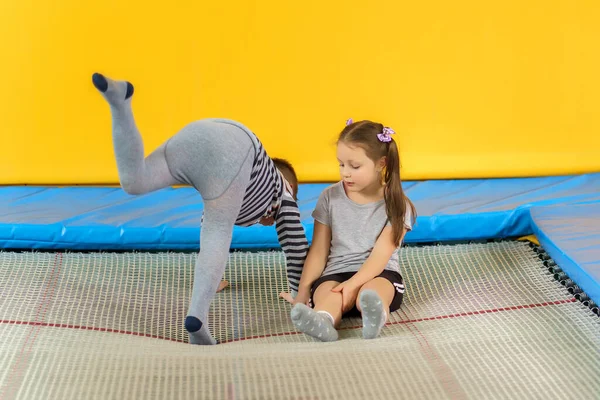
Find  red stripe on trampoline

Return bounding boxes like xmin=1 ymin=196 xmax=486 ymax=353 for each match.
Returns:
xmin=0 ymin=298 xmax=577 ymax=345
xmin=0 ymin=320 xmax=187 ymax=344
xmin=376 ymin=298 xmax=577 ymax=328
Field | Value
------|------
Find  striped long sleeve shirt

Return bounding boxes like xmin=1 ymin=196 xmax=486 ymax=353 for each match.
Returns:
xmin=233 ymin=137 xmax=308 ymax=293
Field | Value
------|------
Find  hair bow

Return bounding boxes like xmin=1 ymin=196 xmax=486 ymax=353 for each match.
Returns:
xmin=377 ymin=127 xmax=395 ymax=143
xmin=346 ymin=118 xmax=353 ymax=126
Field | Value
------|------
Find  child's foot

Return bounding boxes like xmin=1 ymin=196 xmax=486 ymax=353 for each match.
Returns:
xmin=359 ymin=290 xmax=387 ymax=339
xmin=290 ymin=304 xmax=338 ymax=342
xmin=184 ymin=316 xmax=217 ymax=345
xmin=216 ymin=280 xmax=229 ymax=293
xmin=92 ymin=72 xmax=134 ymax=104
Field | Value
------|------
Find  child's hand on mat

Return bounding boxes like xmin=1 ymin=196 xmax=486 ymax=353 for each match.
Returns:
xmin=216 ymin=280 xmax=229 ymax=292
xmin=279 ymin=289 xmax=310 ymax=306
xmin=258 ymin=216 xmax=275 ymax=226
xmin=331 ymin=280 xmax=359 ymax=312
xmin=279 ymin=291 xmax=294 ymax=304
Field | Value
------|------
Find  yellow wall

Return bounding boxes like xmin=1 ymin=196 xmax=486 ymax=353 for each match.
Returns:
xmin=1 ymin=0 xmax=599 ymax=184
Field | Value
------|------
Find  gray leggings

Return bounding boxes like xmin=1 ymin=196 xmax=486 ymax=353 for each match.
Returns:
xmin=92 ymin=72 xmax=302 ymax=344
xmin=102 ymin=82 xmax=257 ymax=343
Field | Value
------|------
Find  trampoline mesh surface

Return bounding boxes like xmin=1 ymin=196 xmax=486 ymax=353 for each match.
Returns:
xmin=1 ymin=241 xmax=599 ymax=399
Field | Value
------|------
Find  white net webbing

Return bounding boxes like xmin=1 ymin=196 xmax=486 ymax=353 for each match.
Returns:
xmin=1 ymin=241 xmax=599 ymax=399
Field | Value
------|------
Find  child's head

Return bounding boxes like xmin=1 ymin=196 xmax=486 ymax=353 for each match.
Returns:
xmin=273 ymin=158 xmax=299 ymax=200
xmin=337 ymin=119 xmax=416 ymax=246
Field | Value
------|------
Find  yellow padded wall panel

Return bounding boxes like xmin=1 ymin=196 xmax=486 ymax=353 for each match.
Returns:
xmin=0 ymin=0 xmax=599 ymax=184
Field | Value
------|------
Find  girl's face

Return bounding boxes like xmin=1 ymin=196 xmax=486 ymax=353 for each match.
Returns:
xmin=336 ymin=141 xmax=383 ymax=193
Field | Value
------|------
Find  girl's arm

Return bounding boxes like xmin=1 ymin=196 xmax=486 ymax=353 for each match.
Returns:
xmin=347 ymin=225 xmax=407 ymax=288
xmin=296 ymin=221 xmax=332 ymax=297
xmin=279 ymin=187 xmax=331 ymax=304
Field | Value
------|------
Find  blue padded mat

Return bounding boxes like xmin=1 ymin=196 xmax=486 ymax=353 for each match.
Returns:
xmin=531 ymin=203 xmax=600 ymax=305
xmin=1 ymin=173 xmax=600 ymax=250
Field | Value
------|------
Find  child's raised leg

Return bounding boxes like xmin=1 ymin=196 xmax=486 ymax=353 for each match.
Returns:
xmin=357 ymin=278 xmax=395 ymax=339
xmin=92 ymin=73 xmax=181 ymax=194
xmin=290 ymin=281 xmax=342 ymax=342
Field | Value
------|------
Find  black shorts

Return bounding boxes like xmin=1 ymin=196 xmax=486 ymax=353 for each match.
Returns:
xmin=309 ymin=270 xmax=405 ymax=317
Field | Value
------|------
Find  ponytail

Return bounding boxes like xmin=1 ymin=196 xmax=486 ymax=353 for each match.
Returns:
xmin=384 ymin=140 xmax=416 ymax=246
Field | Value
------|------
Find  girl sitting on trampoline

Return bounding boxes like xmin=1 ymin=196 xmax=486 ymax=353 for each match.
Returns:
xmin=91 ymin=72 xmax=308 ymax=345
xmin=286 ymin=119 xmax=416 ymax=341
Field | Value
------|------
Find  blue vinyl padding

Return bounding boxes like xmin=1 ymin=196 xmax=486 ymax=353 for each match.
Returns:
xmin=530 ymin=203 xmax=600 ymax=306
xmin=2 ymin=173 xmax=599 ymax=305
xmin=1 ymin=173 xmax=600 ymax=250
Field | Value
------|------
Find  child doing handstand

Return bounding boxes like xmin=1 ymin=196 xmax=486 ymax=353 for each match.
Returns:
xmin=91 ymin=73 xmax=308 ymax=345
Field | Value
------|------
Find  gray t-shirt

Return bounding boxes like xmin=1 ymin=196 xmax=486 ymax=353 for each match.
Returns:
xmin=312 ymin=181 xmax=413 ymax=276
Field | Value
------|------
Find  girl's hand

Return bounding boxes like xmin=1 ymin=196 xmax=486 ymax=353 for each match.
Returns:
xmin=216 ymin=280 xmax=229 ymax=292
xmin=331 ymin=280 xmax=359 ymax=312
xmin=258 ymin=216 xmax=275 ymax=226
xmin=279 ymin=288 xmax=311 ymax=306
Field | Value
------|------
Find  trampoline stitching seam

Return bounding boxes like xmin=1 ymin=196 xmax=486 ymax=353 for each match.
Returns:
xmin=0 ymin=253 xmax=63 ymax=400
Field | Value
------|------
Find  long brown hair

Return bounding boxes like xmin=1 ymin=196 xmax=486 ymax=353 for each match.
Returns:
xmin=338 ymin=120 xmax=416 ymax=246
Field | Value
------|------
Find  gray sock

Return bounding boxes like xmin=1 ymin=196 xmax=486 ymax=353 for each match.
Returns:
xmin=359 ymin=290 xmax=387 ymax=339
xmin=184 ymin=316 xmax=217 ymax=345
xmin=91 ymin=73 xmax=180 ymax=194
xmin=92 ymin=72 xmax=134 ymax=102
xmin=291 ymin=304 xmax=338 ymax=342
